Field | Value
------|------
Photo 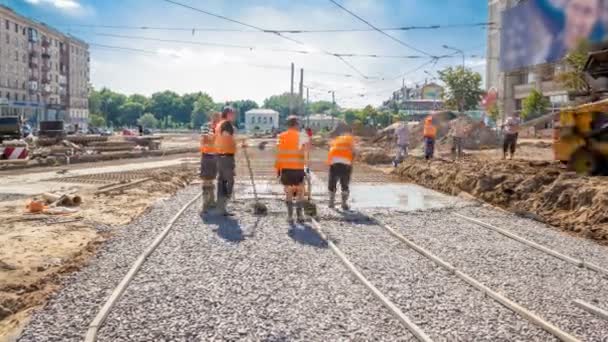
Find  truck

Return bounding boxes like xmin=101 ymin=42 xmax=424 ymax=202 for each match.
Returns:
xmin=38 ymin=104 xmax=67 ymax=139
xmin=0 ymin=99 xmax=23 ymax=143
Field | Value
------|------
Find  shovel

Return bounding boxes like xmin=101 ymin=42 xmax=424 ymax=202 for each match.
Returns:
xmin=243 ymin=143 xmax=268 ymax=216
xmin=303 ymin=170 xmax=318 ymax=217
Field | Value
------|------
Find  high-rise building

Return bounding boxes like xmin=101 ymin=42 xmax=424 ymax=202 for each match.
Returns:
xmin=0 ymin=5 xmax=90 ymax=131
xmin=486 ymin=0 xmax=570 ymax=122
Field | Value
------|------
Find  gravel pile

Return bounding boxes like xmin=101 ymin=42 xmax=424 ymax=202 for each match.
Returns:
xmin=18 ymin=186 xmax=203 ymax=341
xmin=319 ymin=208 xmax=554 ymax=341
xmin=380 ymin=208 xmax=608 ymax=341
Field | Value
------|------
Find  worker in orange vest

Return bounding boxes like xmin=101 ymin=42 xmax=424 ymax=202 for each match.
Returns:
xmin=276 ymin=116 xmax=308 ymax=223
xmin=200 ymin=112 xmax=221 ymax=213
xmin=423 ymin=115 xmax=437 ymax=160
xmin=327 ymin=126 xmax=355 ymax=210
xmin=214 ymin=107 xmax=238 ymax=216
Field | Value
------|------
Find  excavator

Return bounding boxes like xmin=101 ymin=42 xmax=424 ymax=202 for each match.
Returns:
xmin=554 ymin=48 xmax=608 ymax=176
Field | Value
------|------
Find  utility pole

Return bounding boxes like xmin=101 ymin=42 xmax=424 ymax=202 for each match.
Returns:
xmin=289 ymin=63 xmax=294 ymax=116
xmin=331 ymin=91 xmax=336 ymax=126
xmin=298 ymin=68 xmax=304 ymax=117
xmin=306 ymin=87 xmax=310 ymax=127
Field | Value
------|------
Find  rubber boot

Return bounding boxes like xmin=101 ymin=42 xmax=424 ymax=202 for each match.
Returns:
xmin=286 ymin=201 xmax=294 ymax=224
xmin=341 ymin=191 xmax=350 ymax=211
xmin=207 ymin=184 xmax=217 ymax=209
xmin=328 ymin=191 xmax=336 ymax=209
xmin=296 ymin=201 xmax=305 ymax=223
xmin=216 ymin=196 xmax=234 ymax=216
xmin=202 ymin=185 xmax=211 ymax=213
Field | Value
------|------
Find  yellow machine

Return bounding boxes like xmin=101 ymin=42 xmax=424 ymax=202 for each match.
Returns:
xmin=554 ymin=99 xmax=608 ymax=175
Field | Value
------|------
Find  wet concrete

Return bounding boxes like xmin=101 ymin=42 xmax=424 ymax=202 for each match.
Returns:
xmin=349 ymin=183 xmax=455 ymax=210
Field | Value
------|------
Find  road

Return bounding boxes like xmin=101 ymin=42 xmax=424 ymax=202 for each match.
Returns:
xmin=16 ymin=146 xmax=608 ymax=341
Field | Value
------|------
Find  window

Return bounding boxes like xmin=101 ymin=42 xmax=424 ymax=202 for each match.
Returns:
xmin=5 ymin=20 xmax=9 ymax=30
xmin=269 ymin=117 xmax=273 ymax=124
xmin=263 ymin=117 xmax=267 ymax=124
xmin=14 ymin=23 xmax=18 ymax=33
xmin=250 ymin=116 xmax=255 ymax=124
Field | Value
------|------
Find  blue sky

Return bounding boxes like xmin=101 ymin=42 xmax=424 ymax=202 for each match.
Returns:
xmin=4 ymin=0 xmax=488 ymax=107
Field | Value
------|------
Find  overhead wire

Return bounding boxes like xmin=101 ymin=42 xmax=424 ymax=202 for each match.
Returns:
xmin=328 ymin=0 xmax=435 ymax=58
xmin=60 ymin=22 xmax=494 ymax=34
xmin=161 ymin=0 xmax=372 ymax=79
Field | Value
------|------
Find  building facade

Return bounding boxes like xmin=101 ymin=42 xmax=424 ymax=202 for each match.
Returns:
xmin=245 ymin=109 xmax=279 ymax=134
xmin=307 ymin=114 xmax=340 ymax=132
xmin=0 ymin=5 xmax=89 ymax=131
xmin=486 ymin=0 xmax=569 ymax=122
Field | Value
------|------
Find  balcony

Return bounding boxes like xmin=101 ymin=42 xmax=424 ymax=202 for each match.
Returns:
xmin=41 ymin=47 xmax=51 ymax=59
xmin=41 ymin=76 xmax=51 ymax=84
xmin=28 ymin=81 xmax=38 ymax=92
xmin=29 ymin=74 xmax=38 ymax=81
xmin=29 ymin=49 xmax=38 ymax=58
xmin=41 ymin=38 xmax=50 ymax=47
xmin=541 ymin=81 xmax=566 ymax=95
xmin=513 ymin=83 xmax=536 ymax=99
xmin=41 ymin=64 xmax=51 ymax=72
xmin=29 ymin=60 xmax=39 ymax=69
xmin=59 ymin=75 xmax=67 ymax=85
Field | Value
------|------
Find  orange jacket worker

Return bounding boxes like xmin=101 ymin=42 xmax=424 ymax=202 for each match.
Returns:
xmin=276 ymin=116 xmax=307 ymax=223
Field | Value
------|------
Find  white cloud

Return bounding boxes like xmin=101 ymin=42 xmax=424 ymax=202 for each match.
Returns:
xmin=24 ymin=0 xmax=81 ymax=10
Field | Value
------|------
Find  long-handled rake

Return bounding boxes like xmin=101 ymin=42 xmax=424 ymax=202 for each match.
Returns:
xmin=303 ymin=172 xmax=318 ymax=217
xmin=243 ymin=144 xmax=268 ymax=216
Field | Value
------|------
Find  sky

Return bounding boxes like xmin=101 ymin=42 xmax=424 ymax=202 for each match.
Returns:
xmin=3 ymin=0 xmax=488 ymax=108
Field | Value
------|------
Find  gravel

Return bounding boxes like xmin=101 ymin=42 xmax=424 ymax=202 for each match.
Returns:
xmin=319 ymin=208 xmax=555 ymax=341
xmin=18 ymin=186 xmax=414 ymax=341
xmin=18 ymin=186 xmax=204 ymax=342
xmin=457 ymin=205 xmax=608 ymax=267
xmin=380 ymin=208 xmax=608 ymax=341
xmin=96 ymin=199 xmax=414 ymax=341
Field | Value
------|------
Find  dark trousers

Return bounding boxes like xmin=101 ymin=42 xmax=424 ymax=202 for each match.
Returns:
xmin=328 ymin=163 xmax=352 ymax=193
xmin=424 ymin=137 xmax=435 ymax=160
xmin=217 ymin=155 xmax=235 ymax=199
xmin=503 ymin=133 xmax=518 ymax=155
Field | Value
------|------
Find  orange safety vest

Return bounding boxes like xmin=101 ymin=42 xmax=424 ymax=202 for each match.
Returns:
xmin=214 ymin=120 xmax=236 ymax=155
xmin=423 ymin=117 xmax=437 ymax=138
xmin=327 ymin=134 xmax=354 ymax=165
xmin=275 ymin=128 xmax=305 ymax=171
xmin=200 ymin=123 xmax=217 ymax=154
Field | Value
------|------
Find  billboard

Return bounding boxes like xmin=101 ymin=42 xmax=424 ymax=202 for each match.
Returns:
xmin=500 ymin=0 xmax=607 ymax=71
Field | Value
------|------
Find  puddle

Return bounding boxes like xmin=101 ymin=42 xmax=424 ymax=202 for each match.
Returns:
xmin=349 ymin=183 xmax=454 ymax=211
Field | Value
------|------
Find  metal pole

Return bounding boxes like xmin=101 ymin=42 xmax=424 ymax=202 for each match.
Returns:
xmin=299 ymin=68 xmax=304 ymax=117
xmin=306 ymin=87 xmax=310 ymax=127
xmin=331 ymin=91 xmax=336 ymax=126
xmin=290 ymin=63 xmax=294 ymax=116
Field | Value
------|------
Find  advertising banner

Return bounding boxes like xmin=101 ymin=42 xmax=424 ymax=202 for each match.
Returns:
xmin=500 ymin=0 xmax=606 ymax=71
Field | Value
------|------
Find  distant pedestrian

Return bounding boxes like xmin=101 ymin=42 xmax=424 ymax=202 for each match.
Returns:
xmin=502 ymin=114 xmax=520 ymax=160
xmin=450 ymin=119 xmax=469 ymax=160
xmin=392 ymin=122 xmax=409 ymax=167
xmin=423 ymin=116 xmax=437 ymax=160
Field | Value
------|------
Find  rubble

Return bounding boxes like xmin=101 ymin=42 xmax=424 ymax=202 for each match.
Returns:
xmin=394 ymin=157 xmax=608 ymax=241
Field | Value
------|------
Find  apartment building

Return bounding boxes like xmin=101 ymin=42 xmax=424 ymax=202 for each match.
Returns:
xmin=486 ymin=0 xmax=570 ymax=121
xmin=0 ymin=5 xmax=90 ymax=130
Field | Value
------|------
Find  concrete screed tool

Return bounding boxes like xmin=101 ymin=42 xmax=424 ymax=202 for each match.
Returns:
xmin=243 ymin=141 xmax=268 ymax=216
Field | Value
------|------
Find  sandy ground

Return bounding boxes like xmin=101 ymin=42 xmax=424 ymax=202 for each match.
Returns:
xmin=0 ymin=162 xmax=197 ymax=340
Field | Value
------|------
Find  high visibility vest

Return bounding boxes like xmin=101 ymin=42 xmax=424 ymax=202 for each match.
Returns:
xmin=200 ymin=124 xmax=217 ymax=154
xmin=423 ymin=118 xmax=437 ymax=138
xmin=275 ymin=129 xmax=305 ymax=171
xmin=214 ymin=120 xmax=236 ymax=155
xmin=328 ymin=134 xmax=354 ymax=165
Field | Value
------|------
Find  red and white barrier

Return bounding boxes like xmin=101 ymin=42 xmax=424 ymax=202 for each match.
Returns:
xmin=0 ymin=146 xmax=29 ymax=160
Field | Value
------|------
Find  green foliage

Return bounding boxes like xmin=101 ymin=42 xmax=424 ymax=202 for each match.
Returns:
xmin=137 ymin=113 xmax=159 ymax=128
xmin=263 ymin=93 xmax=303 ymax=120
xmin=191 ymin=93 xmax=215 ymax=128
xmin=556 ymin=40 xmax=591 ymax=93
xmin=521 ymin=89 xmax=550 ymax=120
xmin=89 ymin=113 xmax=106 ymax=127
xmin=127 ymin=94 xmax=148 ymax=106
xmin=309 ymin=100 xmax=334 ymax=114
xmin=343 ymin=109 xmax=358 ymax=124
xmin=438 ymin=66 xmax=483 ymax=112
xmin=231 ymin=100 xmax=259 ymax=124
xmin=118 ymin=102 xmax=145 ymax=125
xmin=148 ymin=91 xmax=183 ymax=121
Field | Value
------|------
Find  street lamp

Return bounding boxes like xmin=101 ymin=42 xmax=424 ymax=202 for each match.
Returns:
xmin=443 ymin=44 xmax=465 ymax=70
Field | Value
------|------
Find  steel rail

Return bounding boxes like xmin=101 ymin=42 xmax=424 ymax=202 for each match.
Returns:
xmin=84 ymin=192 xmax=202 ymax=342
xmin=572 ymin=300 xmax=608 ymax=321
xmin=455 ymin=214 xmax=608 ymax=276
xmin=309 ymin=218 xmax=434 ymax=342
xmin=365 ymin=216 xmax=581 ymax=342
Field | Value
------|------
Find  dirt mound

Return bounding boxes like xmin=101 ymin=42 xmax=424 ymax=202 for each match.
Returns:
xmin=357 ymin=148 xmax=393 ymax=165
xmin=408 ymin=112 xmax=499 ymax=150
xmin=394 ymin=158 xmax=608 ymax=241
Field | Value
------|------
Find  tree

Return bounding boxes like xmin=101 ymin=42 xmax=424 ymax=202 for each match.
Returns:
xmin=343 ymin=109 xmax=358 ymax=124
xmin=118 ymin=102 xmax=145 ymax=125
xmin=148 ymin=91 xmax=183 ymax=121
xmin=521 ymin=89 xmax=550 ymax=120
xmin=97 ymin=88 xmax=127 ymax=125
xmin=89 ymin=88 xmax=102 ymax=115
xmin=438 ymin=66 xmax=483 ymax=112
xmin=137 ymin=113 xmax=159 ymax=128
xmin=308 ymin=100 xmax=333 ymax=114
xmin=231 ymin=100 xmax=259 ymax=124
xmin=556 ymin=40 xmax=591 ymax=94
xmin=263 ymin=93 xmax=303 ymax=120
xmin=89 ymin=113 xmax=106 ymax=127
xmin=128 ymin=94 xmax=149 ymax=107
xmin=191 ymin=93 xmax=215 ymax=128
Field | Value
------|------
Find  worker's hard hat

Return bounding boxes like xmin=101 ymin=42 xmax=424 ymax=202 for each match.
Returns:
xmin=222 ymin=106 xmax=235 ymax=115
xmin=286 ymin=115 xmax=300 ymax=126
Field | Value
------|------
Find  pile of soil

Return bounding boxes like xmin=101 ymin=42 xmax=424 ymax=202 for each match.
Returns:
xmin=408 ymin=112 xmax=500 ymax=150
xmin=357 ymin=147 xmax=393 ymax=165
xmin=394 ymin=158 xmax=608 ymax=241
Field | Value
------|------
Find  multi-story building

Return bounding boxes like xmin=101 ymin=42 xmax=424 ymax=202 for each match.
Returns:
xmin=486 ymin=0 xmax=572 ymax=122
xmin=0 ymin=5 xmax=89 ymax=131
